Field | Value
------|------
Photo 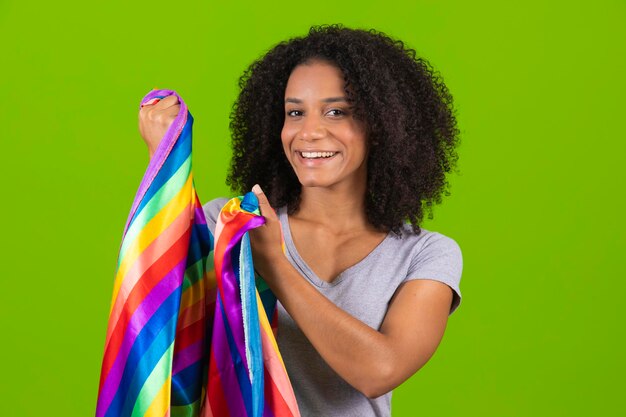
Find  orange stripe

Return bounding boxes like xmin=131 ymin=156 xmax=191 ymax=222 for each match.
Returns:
xmin=257 ymin=291 xmax=300 ymax=416
xmin=105 ymin=203 xmax=192 ymax=346
xmin=180 ymin=275 xmax=205 ymax=313
xmin=177 ymin=297 xmax=204 ymax=329
xmin=213 ymin=211 xmax=254 ymax=293
xmin=261 ymin=332 xmax=300 ymax=416
xmin=264 ymin=367 xmax=295 ymax=417
xmin=113 ymin=175 xmax=193 ymax=306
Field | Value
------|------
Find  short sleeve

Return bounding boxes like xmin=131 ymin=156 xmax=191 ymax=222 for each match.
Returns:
xmin=404 ymin=232 xmax=463 ymax=314
xmin=202 ymin=197 xmax=230 ymax=234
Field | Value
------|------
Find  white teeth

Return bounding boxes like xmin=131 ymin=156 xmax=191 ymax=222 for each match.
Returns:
xmin=301 ymin=151 xmax=336 ymax=159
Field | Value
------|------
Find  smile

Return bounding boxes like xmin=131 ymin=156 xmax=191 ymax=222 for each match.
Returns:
xmin=298 ymin=151 xmax=337 ymax=159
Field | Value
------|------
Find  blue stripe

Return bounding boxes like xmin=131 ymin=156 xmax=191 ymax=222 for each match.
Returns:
xmin=128 ymin=117 xmax=193 ymax=230
xmin=171 ymin=360 xmax=204 ymax=406
xmin=105 ymin=286 xmax=182 ymax=417
xmin=240 ymin=233 xmax=265 ymax=417
xmin=187 ymin=219 xmax=212 ymax=268
xmin=219 ymin=295 xmax=253 ymax=417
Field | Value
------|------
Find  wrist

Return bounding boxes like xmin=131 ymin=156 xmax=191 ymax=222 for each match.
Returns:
xmin=256 ymin=252 xmax=290 ymax=286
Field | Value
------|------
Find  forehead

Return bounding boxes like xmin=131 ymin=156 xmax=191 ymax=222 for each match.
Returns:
xmin=284 ymin=61 xmax=346 ymax=98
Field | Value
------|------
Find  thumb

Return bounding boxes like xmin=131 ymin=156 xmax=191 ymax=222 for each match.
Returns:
xmin=252 ymin=184 xmax=277 ymax=220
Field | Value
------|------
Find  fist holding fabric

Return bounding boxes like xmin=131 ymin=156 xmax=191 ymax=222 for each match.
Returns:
xmin=138 ymin=94 xmax=180 ymax=157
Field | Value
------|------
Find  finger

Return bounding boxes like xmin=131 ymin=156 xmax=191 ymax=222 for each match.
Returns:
xmin=158 ymin=95 xmax=180 ymax=109
xmin=140 ymin=95 xmax=179 ymax=112
xmin=141 ymin=97 xmax=161 ymax=107
xmin=140 ymin=101 xmax=180 ymax=121
xmin=252 ymin=184 xmax=277 ymax=220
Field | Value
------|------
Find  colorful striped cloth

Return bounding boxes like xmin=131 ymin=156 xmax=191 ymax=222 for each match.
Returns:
xmin=96 ymin=89 xmax=300 ymax=417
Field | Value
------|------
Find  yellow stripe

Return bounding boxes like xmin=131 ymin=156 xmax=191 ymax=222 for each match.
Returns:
xmin=118 ymin=157 xmax=192 ymax=265
xmin=131 ymin=342 xmax=175 ymax=417
xmin=143 ymin=376 xmax=171 ymax=417
xmin=180 ymin=275 xmax=204 ymax=311
xmin=110 ymin=175 xmax=193 ymax=311
xmin=256 ymin=291 xmax=300 ymax=415
xmin=256 ymin=291 xmax=287 ymax=369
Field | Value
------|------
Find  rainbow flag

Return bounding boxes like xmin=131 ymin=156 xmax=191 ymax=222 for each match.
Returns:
xmin=96 ymin=89 xmax=300 ymax=417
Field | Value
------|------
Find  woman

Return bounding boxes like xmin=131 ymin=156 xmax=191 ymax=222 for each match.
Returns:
xmin=140 ymin=25 xmax=462 ymax=417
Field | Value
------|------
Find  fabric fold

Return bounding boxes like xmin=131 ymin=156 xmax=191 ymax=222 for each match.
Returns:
xmin=96 ymin=89 xmax=300 ymax=417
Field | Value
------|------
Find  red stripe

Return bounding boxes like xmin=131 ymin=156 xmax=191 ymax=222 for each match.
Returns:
xmin=213 ymin=211 xmax=254 ymax=295
xmin=107 ymin=201 xmax=194 ymax=346
xmin=99 ymin=228 xmax=191 ymax=387
xmin=264 ymin=366 xmax=294 ymax=417
xmin=173 ymin=316 xmax=205 ymax=352
xmin=207 ymin=350 xmax=231 ymax=417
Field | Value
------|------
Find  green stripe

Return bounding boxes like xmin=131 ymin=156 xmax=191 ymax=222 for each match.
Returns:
xmin=255 ymin=273 xmax=270 ymax=292
xmin=130 ymin=342 xmax=175 ymax=417
xmin=182 ymin=256 xmax=209 ymax=290
xmin=205 ymin=252 xmax=214 ymax=274
xmin=171 ymin=400 xmax=200 ymax=417
xmin=117 ymin=155 xmax=192 ymax=268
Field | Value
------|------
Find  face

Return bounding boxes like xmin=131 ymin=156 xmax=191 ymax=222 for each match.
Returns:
xmin=281 ymin=60 xmax=368 ymax=192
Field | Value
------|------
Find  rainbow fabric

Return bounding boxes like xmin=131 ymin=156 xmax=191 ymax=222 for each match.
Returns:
xmin=96 ymin=89 xmax=300 ymax=417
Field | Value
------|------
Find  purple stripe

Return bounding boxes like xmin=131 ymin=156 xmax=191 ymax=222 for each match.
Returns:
xmin=98 ymin=259 xmax=186 ymax=410
xmin=172 ymin=340 xmax=204 ymax=375
xmin=194 ymin=204 xmax=207 ymax=225
xmin=212 ymin=297 xmax=247 ymax=416
xmin=123 ymin=89 xmax=188 ymax=236
xmin=263 ymin=399 xmax=277 ymax=417
xmin=218 ymin=215 xmax=266 ymax=373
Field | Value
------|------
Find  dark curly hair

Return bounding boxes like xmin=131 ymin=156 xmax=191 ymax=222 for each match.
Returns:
xmin=227 ymin=24 xmax=460 ymax=234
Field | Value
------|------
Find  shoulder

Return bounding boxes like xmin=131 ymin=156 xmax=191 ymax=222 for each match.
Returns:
xmin=391 ymin=225 xmax=462 ymax=260
xmin=393 ymin=225 xmax=463 ymax=313
xmin=202 ymin=197 xmax=230 ymax=233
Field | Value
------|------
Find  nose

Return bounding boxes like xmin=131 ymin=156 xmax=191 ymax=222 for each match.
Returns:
xmin=298 ymin=114 xmax=325 ymax=142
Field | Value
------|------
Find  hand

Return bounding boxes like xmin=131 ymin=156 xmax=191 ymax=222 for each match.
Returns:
xmin=249 ymin=184 xmax=286 ymax=280
xmin=138 ymin=95 xmax=180 ymax=158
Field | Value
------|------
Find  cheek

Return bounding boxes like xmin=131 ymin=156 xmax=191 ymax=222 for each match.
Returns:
xmin=344 ymin=127 xmax=367 ymax=150
xmin=349 ymin=133 xmax=369 ymax=162
xmin=281 ymin=124 xmax=294 ymax=151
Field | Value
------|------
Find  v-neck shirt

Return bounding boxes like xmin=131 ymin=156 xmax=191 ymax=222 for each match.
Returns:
xmin=278 ymin=206 xmax=394 ymax=288
xmin=203 ymin=198 xmax=462 ymax=417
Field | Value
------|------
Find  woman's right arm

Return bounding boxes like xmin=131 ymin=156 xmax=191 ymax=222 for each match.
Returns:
xmin=249 ymin=185 xmax=453 ymax=399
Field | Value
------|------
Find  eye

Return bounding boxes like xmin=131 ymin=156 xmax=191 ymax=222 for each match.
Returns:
xmin=286 ymin=109 xmax=303 ymax=117
xmin=326 ymin=108 xmax=346 ymax=117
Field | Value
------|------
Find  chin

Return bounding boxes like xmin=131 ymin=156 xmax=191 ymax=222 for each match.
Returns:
xmin=296 ymin=175 xmax=333 ymax=188
xmin=298 ymin=179 xmax=326 ymax=188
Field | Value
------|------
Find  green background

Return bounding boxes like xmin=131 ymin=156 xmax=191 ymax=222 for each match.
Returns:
xmin=1 ymin=0 xmax=624 ymax=416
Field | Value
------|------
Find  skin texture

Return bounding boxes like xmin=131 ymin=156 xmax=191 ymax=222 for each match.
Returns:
xmin=138 ymin=95 xmax=180 ymax=158
xmin=281 ymin=62 xmax=368 ymax=196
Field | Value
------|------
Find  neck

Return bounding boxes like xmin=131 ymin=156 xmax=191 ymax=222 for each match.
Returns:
xmin=293 ymin=182 xmax=372 ymax=233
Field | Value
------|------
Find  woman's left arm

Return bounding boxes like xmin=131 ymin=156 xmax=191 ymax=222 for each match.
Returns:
xmin=249 ymin=186 xmax=453 ymax=398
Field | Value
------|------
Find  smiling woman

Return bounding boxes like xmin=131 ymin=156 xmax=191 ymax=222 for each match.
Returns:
xmin=139 ymin=24 xmax=462 ymax=417
xmin=281 ymin=62 xmax=369 ymax=192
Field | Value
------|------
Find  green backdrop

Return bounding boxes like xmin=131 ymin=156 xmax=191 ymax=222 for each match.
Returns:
xmin=1 ymin=0 xmax=624 ymax=416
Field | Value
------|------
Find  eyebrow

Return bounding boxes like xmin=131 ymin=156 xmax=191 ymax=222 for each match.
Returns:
xmin=285 ymin=96 xmax=350 ymax=104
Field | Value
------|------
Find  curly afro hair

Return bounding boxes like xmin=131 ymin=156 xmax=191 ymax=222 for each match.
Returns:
xmin=227 ymin=24 xmax=460 ymax=234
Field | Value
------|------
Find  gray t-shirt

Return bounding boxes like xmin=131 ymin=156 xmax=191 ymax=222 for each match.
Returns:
xmin=203 ymin=198 xmax=463 ymax=417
